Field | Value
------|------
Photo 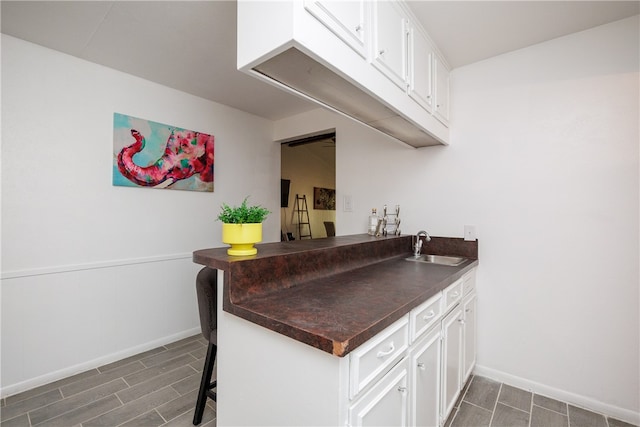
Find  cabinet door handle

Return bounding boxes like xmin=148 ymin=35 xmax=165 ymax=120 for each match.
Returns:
xmin=376 ymin=342 xmax=395 ymax=358
xmin=465 ymin=308 xmax=472 ymax=313
xmin=457 ymin=318 xmax=465 ymax=324
xmin=422 ymin=310 xmax=435 ymax=321
xmin=355 ymin=25 xmax=362 ymax=32
xmin=398 ymin=386 xmax=407 ymax=393
xmin=450 ymin=291 xmax=460 ymax=298
xmin=378 ymin=49 xmax=386 ymax=56
xmin=417 ymin=362 xmax=426 ymax=370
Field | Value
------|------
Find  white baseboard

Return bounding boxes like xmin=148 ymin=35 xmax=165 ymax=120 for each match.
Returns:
xmin=0 ymin=327 xmax=201 ymax=399
xmin=474 ymin=364 xmax=640 ymax=426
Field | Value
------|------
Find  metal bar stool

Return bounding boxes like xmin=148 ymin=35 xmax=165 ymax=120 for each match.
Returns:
xmin=193 ymin=267 xmax=218 ymax=425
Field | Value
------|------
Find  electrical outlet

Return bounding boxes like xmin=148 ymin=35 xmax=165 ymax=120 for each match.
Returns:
xmin=464 ymin=225 xmax=477 ymax=241
xmin=343 ymin=195 xmax=353 ymax=212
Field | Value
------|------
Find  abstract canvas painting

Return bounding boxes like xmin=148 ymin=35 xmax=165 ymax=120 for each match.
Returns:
xmin=113 ymin=113 xmax=214 ymax=192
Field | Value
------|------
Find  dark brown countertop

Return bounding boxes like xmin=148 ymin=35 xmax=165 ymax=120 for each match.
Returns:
xmin=193 ymin=234 xmax=478 ymax=357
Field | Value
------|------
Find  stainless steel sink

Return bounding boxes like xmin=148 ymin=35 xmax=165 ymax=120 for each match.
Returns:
xmin=405 ymin=254 xmax=467 ymax=266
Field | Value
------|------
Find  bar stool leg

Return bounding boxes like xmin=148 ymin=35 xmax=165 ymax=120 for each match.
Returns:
xmin=193 ymin=342 xmax=217 ymax=425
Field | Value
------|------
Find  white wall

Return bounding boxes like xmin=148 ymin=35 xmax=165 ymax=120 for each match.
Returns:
xmin=449 ymin=15 xmax=638 ymax=422
xmin=0 ymin=35 xmax=280 ymax=397
xmin=275 ymin=16 xmax=640 ymax=423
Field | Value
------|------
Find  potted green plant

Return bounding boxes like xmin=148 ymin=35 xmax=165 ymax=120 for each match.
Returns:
xmin=217 ymin=197 xmax=270 ymax=256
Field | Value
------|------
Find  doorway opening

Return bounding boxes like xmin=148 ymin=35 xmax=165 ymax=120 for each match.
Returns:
xmin=280 ymin=129 xmax=336 ymax=241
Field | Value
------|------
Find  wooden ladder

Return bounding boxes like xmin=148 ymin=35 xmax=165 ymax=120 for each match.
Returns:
xmin=294 ymin=194 xmax=312 ymax=239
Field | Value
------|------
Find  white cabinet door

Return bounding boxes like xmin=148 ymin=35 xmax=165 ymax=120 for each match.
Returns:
xmin=441 ymin=304 xmax=463 ymax=420
xmin=433 ymin=54 xmax=450 ymax=125
xmin=462 ymin=292 xmax=477 ymax=383
xmin=408 ymin=24 xmax=434 ymax=113
xmin=304 ymin=0 xmax=368 ymax=57
xmin=372 ymin=0 xmax=408 ymax=90
xmin=349 ymin=358 xmax=409 ymax=427
xmin=410 ymin=326 xmax=442 ymax=427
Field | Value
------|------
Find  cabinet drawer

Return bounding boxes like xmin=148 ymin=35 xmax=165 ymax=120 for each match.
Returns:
xmin=463 ymin=269 xmax=476 ymax=296
xmin=350 ymin=316 xmax=409 ymax=399
xmin=443 ymin=278 xmax=463 ymax=313
xmin=410 ymin=293 xmax=442 ymax=343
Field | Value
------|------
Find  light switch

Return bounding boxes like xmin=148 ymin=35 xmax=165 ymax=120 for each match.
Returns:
xmin=343 ymin=195 xmax=353 ymax=212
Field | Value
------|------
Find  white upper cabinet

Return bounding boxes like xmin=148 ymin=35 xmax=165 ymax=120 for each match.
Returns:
xmin=434 ymin=54 xmax=450 ymax=125
xmin=408 ymin=21 xmax=450 ymax=126
xmin=372 ymin=0 xmax=409 ymax=90
xmin=372 ymin=2 xmax=450 ymax=125
xmin=304 ymin=0 xmax=368 ymax=58
xmin=237 ymin=0 xmax=451 ymax=147
xmin=408 ymin=24 xmax=435 ymax=113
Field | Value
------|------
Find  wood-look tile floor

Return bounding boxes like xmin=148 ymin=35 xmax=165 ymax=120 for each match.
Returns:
xmin=0 ymin=334 xmax=215 ymax=427
xmin=2 ymin=334 xmax=637 ymax=427
xmin=445 ymin=375 xmax=638 ymax=427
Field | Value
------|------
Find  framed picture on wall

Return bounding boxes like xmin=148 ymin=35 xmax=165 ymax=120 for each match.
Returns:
xmin=113 ymin=113 xmax=214 ymax=192
xmin=314 ymin=187 xmax=335 ymax=210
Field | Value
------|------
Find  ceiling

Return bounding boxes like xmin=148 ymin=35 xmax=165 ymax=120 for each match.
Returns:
xmin=2 ymin=1 xmax=638 ymax=121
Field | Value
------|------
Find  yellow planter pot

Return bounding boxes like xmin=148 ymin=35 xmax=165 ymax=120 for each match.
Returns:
xmin=222 ymin=223 xmax=263 ymax=256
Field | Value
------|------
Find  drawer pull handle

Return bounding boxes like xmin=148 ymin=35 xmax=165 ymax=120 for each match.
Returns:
xmin=450 ymin=291 xmax=460 ymax=298
xmin=355 ymin=25 xmax=362 ymax=32
xmin=376 ymin=342 xmax=395 ymax=358
xmin=465 ymin=308 xmax=472 ymax=313
xmin=458 ymin=318 xmax=465 ymax=324
xmin=398 ymin=386 xmax=407 ymax=393
xmin=417 ymin=362 xmax=426 ymax=370
xmin=422 ymin=310 xmax=435 ymax=321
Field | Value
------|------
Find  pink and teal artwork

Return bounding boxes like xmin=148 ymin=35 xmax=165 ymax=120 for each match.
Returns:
xmin=113 ymin=113 xmax=214 ymax=192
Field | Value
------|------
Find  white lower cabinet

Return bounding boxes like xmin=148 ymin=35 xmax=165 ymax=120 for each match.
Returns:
xmin=462 ymin=291 xmax=477 ymax=383
xmin=440 ymin=269 xmax=478 ymax=424
xmin=410 ymin=326 xmax=442 ymax=427
xmin=441 ymin=303 xmax=464 ymax=422
xmin=351 ymin=267 xmax=477 ymax=427
xmin=350 ymin=295 xmax=443 ymax=426
xmin=349 ymin=358 xmax=409 ymax=427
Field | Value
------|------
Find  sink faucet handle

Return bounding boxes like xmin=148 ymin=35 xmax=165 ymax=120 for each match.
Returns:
xmin=416 ymin=230 xmax=431 ymax=242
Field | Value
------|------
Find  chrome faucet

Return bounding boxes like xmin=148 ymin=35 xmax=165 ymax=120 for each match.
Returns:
xmin=413 ymin=230 xmax=431 ymax=257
